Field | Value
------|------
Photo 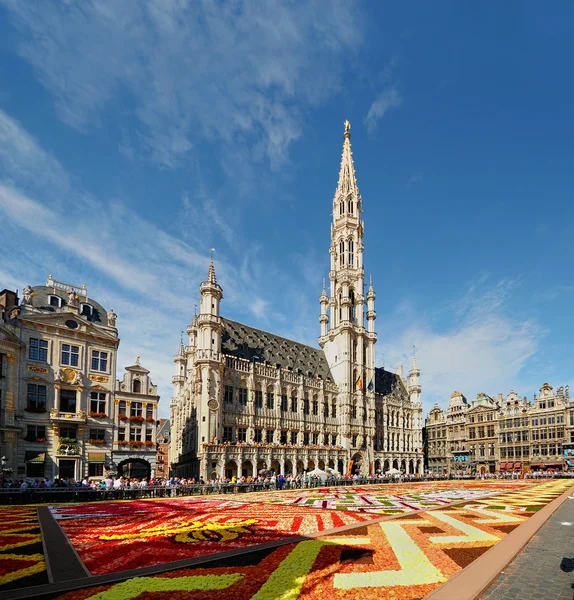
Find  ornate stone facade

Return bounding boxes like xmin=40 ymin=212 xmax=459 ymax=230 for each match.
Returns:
xmin=0 ymin=278 xmax=160 ymax=481
xmin=425 ymin=384 xmax=573 ymax=474
xmin=170 ymin=124 xmax=424 ymax=479
xmin=113 ymin=357 xmax=160 ymax=479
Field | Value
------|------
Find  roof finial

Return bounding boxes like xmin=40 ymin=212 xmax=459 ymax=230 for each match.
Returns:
xmin=344 ymin=119 xmax=351 ymax=137
xmin=206 ymin=249 xmax=217 ymax=284
xmin=135 ymin=355 xmax=141 ymax=365
xmin=178 ymin=331 xmax=185 ymax=356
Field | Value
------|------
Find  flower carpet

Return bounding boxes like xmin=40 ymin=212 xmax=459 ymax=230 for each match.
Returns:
xmin=48 ymin=479 xmax=572 ymax=600
xmin=48 ymin=497 xmax=378 ymax=575
xmin=47 ymin=481 xmax=532 ymax=576
xmin=0 ymin=505 xmax=47 ymax=592
xmin=257 ymin=481 xmax=526 ymax=513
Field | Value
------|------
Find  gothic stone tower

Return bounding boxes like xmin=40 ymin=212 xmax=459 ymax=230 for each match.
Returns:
xmin=319 ymin=121 xmax=377 ymax=471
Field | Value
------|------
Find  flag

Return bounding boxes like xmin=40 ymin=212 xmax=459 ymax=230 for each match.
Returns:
xmin=355 ymin=374 xmax=363 ymax=391
xmin=367 ymin=379 xmax=374 ymax=392
xmin=347 ymin=460 xmax=354 ymax=476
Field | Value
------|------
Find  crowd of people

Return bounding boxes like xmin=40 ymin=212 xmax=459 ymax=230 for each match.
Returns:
xmin=1 ymin=468 xmax=570 ymax=501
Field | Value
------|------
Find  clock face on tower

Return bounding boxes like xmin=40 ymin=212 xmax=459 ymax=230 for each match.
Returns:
xmin=208 ymin=399 xmax=218 ymax=410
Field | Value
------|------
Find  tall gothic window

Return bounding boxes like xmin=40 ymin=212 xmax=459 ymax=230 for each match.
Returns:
xmin=339 ymin=200 xmax=344 ymax=215
xmin=349 ymin=289 xmax=356 ymax=321
xmin=348 ymin=239 xmax=354 ymax=266
xmin=339 ymin=240 xmax=345 ymax=267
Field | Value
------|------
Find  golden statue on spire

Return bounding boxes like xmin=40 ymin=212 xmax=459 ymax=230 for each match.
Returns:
xmin=344 ymin=119 xmax=351 ymax=134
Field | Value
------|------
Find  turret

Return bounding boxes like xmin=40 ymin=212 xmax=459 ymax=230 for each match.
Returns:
xmin=172 ymin=333 xmax=186 ymax=395
xmin=366 ymin=275 xmax=376 ymax=335
xmin=198 ymin=259 xmax=223 ymax=353
xmin=408 ymin=354 xmax=421 ymax=404
xmin=319 ymin=278 xmax=329 ymax=338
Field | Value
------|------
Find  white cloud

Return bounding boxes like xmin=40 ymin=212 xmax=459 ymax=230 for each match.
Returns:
xmin=0 ymin=104 xmax=330 ymax=416
xmin=2 ymin=0 xmax=362 ymax=169
xmin=365 ymin=87 xmax=402 ymax=132
xmin=0 ymin=109 xmax=69 ymax=196
xmin=378 ymin=277 xmax=545 ymax=414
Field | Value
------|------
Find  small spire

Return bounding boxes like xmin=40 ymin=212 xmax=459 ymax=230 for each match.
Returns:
xmin=410 ymin=348 xmax=418 ymax=373
xmin=367 ymin=275 xmax=375 ymax=299
xmin=207 ymin=260 xmax=217 ymax=284
xmin=336 ymin=119 xmax=358 ymax=196
xmin=178 ymin=331 xmax=185 ymax=356
xmin=320 ymin=278 xmax=328 ymax=302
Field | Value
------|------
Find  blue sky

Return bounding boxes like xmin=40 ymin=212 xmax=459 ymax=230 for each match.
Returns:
xmin=0 ymin=2 xmax=572 ymax=419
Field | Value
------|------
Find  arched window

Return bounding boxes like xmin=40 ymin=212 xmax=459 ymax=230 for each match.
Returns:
xmin=339 ymin=293 xmax=343 ymax=322
xmin=348 ymin=239 xmax=354 ymax=266
xmin=133 ymin=379 xmax=142 ymax=393
xmin=339 ymin=240 xmax=345 ymax=267
xmin=349 ymin=289 xmax=356 ymax=321
xmin=339 ymin=201 xmax=344 ymax=216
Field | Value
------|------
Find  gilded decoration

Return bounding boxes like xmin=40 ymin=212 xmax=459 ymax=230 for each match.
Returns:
xmin=5 ymin=392 xmax=15 ymax=409
xmin=27 ymin=365 xmax=49 ymax=374
xmin=61 ymin=367 xmax=77 ymax=383
xmin=89 ymin=374 xmax=109 ymax=383
xmin=7 ymin=354 xmax=17 ymax=363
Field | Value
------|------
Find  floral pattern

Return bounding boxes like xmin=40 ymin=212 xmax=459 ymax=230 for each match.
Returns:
xmin=50 ymin=480 xmax=573 ymax=600
xmin=0 ymin=506 xmax=47 ymax=591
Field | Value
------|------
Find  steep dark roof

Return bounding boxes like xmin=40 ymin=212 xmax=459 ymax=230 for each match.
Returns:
xmin=157 ymin=419 xmax=171 ymax=441
xmin=29 ymin=286 xmax=107 ymax=324
xmin=221 ymin=318 xmax=333 ymax=380
xmin=374 ymin=367 xmax=405 ymax=396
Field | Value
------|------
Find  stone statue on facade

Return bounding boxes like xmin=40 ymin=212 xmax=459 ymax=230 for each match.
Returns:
xmin=55 ymin=368 xmax=66 ymax=381
xmin=107 ymin=309 xmax=117 ymax=327
xmin=73 ymin=371 xmax=85 ymax=386
xmin=67 ymin=290 xmax=79 ymax=308
xmin=9 ymin=306 xmax=20 ymax=319
xmin=22 ymin=285 xmax=35 ymax=306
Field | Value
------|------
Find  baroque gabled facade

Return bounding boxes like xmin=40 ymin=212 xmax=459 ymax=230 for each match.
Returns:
xmin=170 ymin=122 xmax=424 ymax=480
xmin=0 ymin=278 xmax=161 ymax=481
xmin=425 ymin=383 xmax=573 ymax=474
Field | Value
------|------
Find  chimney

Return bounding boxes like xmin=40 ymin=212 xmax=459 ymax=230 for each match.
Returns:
xmin=0 ymin=289 xmax=18 ymax=320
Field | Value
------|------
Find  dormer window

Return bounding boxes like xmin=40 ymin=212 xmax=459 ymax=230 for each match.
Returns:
xmin=133 ymin=379 xmax=142 ymax=393
xmin=81 ymin=303 xmax=93 ymax=317
xmin=49 ymin=295 xmax=62 ymax=308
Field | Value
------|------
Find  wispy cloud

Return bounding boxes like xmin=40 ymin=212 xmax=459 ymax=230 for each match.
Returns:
xmin=3 ymin=0 xmax=362 ymax=170
xmin=0 ymin=105 xmax=328 ymax=416
xmin=378 ymin=277 xmax=545 ymax=413
xmin=365 ymin=87 xmax=402 ymax=133
xmin=364 ymin=57 xmax=402 ymax=132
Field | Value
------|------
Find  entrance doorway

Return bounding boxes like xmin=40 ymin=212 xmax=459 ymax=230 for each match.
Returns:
xmin=58 ymin=459 xmax=76 ymax=480
xmin=118 ymin=458 xmax=151 ymax=480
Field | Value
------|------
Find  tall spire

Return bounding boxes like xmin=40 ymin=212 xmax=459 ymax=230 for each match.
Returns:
xmin=336 ymin=119 xmax=358 ymax=196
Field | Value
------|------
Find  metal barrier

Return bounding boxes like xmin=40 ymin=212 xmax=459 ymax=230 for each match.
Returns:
xmin=0 ymin=476 xmax=436 ymax=505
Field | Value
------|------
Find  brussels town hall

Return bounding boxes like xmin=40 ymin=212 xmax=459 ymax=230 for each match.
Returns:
xmin=170 ymin=122 xmax=424 ymax=480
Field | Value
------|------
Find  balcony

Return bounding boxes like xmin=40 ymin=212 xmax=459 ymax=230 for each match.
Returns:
xmin=49 ymin=408 xmax=87 ymax=423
